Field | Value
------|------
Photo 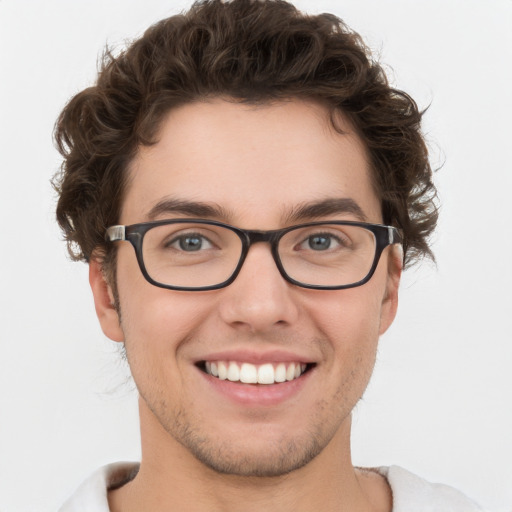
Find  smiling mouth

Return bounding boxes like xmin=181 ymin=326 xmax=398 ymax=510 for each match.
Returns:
xmin=198 ymin=361 xmax=314 ymax=385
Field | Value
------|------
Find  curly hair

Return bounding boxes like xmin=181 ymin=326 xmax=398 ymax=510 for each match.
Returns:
xmin=54 ymin=0 xmax=438 ymax=274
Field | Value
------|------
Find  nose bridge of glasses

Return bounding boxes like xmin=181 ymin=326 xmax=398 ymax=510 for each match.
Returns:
xmin=245 ymin=229 xmax=279 ymax=245
xmin=234 ymin=229 xmax=289 ymax=285
xmin=243 ymin=229 xmax=284 ymax=261
xmin=238 ymin=229 xmax=283 ymax=270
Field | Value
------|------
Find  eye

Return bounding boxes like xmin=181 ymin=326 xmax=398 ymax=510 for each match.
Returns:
xmin=299 ymin=233 xmax=343 ymax=251
xmin=168 ymin=233 xmax=214 ymax=252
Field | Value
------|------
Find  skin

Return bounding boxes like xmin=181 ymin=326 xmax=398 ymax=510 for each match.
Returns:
xmin=90 ymin=99 xmax=401 ymax=512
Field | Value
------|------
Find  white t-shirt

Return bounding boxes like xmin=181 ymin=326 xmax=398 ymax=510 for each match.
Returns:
xmin=59 ymin=462 xmax=484 ymax=512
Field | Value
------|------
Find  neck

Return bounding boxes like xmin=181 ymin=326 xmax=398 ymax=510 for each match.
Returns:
xmin=108 ymin=399 xmax=390 ymax=512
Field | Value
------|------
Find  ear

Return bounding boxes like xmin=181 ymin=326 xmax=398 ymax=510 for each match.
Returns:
xmin=379 ymin=245 xmax=403 ymax=335
xmin=89 ymin=257 xmax=125 ymax=342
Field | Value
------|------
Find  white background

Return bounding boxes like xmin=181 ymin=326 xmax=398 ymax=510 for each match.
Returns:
xmin=0 ymin=1 xmax=511 ymax=511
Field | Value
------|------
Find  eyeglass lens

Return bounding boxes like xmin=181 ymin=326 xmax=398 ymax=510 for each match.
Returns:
xmin=140 ymin=222 xmax=377 ymax=289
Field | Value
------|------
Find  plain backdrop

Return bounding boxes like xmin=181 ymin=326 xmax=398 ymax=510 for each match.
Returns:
xmin=0 ymin=1 xmax=511 ymax=511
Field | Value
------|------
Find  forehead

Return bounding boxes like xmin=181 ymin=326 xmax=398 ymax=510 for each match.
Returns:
xmin=121 ymin=99 xmax=381 ymax=226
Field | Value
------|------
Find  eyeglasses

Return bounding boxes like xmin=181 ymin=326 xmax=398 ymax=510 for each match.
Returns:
xmin=105 ymin=219 xmax=402 ymax=291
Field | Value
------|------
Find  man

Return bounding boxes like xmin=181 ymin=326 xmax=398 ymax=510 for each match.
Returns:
xmin=54 ymin=0 xmax=482 ymax=510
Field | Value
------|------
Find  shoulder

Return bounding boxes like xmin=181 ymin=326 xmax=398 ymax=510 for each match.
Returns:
xmin=58 ymin=462 xmax=140 ymax=512
xmin=377 ymin=466 xmax=485 ymax=512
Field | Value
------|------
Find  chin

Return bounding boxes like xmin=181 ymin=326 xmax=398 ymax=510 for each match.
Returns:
xmin=185 ymin=434 xmax=323 ymax=477
xmin=163 ymin=408 xmax=327 ymax=477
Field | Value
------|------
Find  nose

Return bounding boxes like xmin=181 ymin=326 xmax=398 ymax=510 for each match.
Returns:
xmin=217 ymin=242 xmax=300 ymax=333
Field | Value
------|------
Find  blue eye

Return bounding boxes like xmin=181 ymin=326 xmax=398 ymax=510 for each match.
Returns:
xmin=299 ymin=233 xmax=342 ymax=251
xmin=170 ymin=234 xmax=213 ymax=252
xmin=307 ymin=235 xmax=334 ymax=251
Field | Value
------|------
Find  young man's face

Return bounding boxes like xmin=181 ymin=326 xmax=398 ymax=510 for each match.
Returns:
xmin=91 ymin=99 xmax=400 ymax=477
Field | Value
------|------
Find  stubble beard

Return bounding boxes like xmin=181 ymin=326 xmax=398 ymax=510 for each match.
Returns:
xmin=135 ymin=356 xmax=370 ymax=479
xmin=115 ymin=299 xmax=332 ymax=478
xmin=146 ymin=396 xmax=333 ymax=478
xmin=131 ymin=350 xmax=370 ymax=480
xmin=116 ymin=285 xmax=374 ymax=480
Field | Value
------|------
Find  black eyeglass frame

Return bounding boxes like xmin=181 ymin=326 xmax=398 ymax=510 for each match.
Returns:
xmin=105 ymin=219 xmax=402 ymax=291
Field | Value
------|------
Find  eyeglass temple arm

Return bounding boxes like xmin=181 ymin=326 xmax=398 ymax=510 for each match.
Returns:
xmin=105 ymin=225 xmax=126 ymax=242
xmin=388 ymin=226 xmax=403 ymax=245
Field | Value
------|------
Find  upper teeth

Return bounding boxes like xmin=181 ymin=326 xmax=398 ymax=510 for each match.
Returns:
xmin=204 ymin=361 xmax=307 ymax=385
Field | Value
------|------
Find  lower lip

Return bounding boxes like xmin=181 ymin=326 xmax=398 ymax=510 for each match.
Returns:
xmin=198 ymin=366 xmax=313 ymax=406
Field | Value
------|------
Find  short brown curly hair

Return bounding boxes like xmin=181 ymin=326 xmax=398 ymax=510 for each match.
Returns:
xmin=54 ymin=0 xmax=437 ymax=274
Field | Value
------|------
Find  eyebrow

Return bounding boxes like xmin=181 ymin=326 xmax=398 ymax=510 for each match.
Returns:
xmin=146 ymin=197 xmax=233 ymax=221
xmin=145 ymin=196 xmax=367 ymax=224
xmin=284 ymin=197 xmax=368 ymax=223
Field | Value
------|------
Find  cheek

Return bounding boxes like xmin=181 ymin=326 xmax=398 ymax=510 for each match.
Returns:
xmin=309 ymin=283 xmax=385 ymax=346
xmin=119 ymin=287 xmax=210 ymax=350
xmin=117 ymin=287 xmax=213 ymax=405
xmin=115 ymin=255 xmax=215 ymax=377
xmin=306 ymin=282 xmax=386 ymax=391
xmin=304 ymin=287 xmax=384 ymax=416
xmin=116 ymin=248 xmax=208 ymax=340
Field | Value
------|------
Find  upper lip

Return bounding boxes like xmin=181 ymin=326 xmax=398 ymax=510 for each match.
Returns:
xmin=195 ymin=349 xmax=316 ymax=365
